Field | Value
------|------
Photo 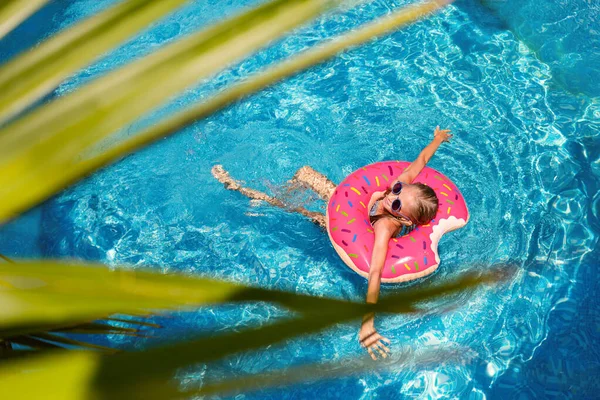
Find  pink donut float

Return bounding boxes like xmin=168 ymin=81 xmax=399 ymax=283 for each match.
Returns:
xmin=326 ymin=161 xmax=469 ymax=283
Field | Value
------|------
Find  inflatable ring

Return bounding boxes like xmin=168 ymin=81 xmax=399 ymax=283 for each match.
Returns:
xmin=326 ymin=161 xmax=469 ymax=283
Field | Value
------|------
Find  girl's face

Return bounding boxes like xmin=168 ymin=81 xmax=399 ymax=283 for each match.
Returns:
xmin=383 ymin=184 xmax=418 ymax=224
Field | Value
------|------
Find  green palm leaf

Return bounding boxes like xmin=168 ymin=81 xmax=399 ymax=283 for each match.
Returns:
xmin=0 ymin=345 xmax=471 ymax=399
xmin=0 ymin=0 xmax=49 ymax=40
xmin=0 ymin=351 xmax=98 ymax=400
xmin=0 ymin=259 xmax=505 ymax=335
xmin=0 ymin=0 xmax=348 ymax=225
xmin=95 ymin=268 xmax=509 ymax=399
xmin=190 ymin=345 xmax=472 ymax=397
xmin=0 ymin=0 xmax=190 ymax=124
xmin=0 ymin=259 xmax=514 ymax=399
xmin=0 ymin=260 xmax=248 ymax=330
xmin=0 ymin=0 xmax=451 ymax=226
xmin=0 ymin=259 xmax=361 ymax=335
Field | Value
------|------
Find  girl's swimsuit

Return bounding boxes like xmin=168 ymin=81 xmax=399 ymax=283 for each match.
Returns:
xmin=369 ymin=200 xmax=381 ymax=222
xmin=368 ymin=199 xmax=381 ymax=218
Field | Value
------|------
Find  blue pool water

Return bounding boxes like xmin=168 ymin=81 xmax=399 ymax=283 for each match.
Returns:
xmin=1 ymin=0 xmax=599 ymax=398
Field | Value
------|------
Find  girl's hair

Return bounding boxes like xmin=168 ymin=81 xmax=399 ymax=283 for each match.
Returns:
xmin=411 ymin=183 xmax=439 ymax=225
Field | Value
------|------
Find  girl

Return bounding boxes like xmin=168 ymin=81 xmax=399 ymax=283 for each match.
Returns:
xmin=212 ymin=126 xmax=452 ymax=360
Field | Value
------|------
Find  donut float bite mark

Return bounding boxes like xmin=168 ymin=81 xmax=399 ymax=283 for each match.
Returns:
xmin=325 ymin=161 xmax=469 ymax=283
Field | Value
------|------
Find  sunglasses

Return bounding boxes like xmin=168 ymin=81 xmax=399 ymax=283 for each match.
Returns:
xmin=389 ymin=182 xmax=415 ymax=224
xmin=390 ymin=182 xmax=403 ymax=212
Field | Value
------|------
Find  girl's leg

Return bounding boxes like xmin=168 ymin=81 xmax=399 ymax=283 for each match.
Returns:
xmin=288 ymin=166 xmax=337 ymax=202
xmin=211 ymin=165 xmax=326 ymax=228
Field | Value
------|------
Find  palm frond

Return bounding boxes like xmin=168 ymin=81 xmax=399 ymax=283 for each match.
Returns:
xmin=0 ymin=0 xmax=190 ymax=124
xmin=0 ymin=259 xmax=510 ymax=335
xmin=191 ymin=345 xmax=473 ymax=397
xmin=0 ymin=0 xmax=497 ymax=398
xmin=0 ymin=0 xmax=451 ymax=226
xmin=0 ymin=259 xmax=513 ymax=399
xmin=0 ymin=0 xmax=348 ymax=224
xmin=0 ymin=0 xmax=49 ymax=40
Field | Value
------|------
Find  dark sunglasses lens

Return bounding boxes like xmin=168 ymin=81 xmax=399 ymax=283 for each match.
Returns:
xmin=392 ymin=199 xmax=401 ymax=211
xmin=392 ymin=182 xmax=402 ymax=194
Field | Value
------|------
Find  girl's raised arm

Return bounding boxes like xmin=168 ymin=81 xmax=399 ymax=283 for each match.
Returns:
xmin=396 ymin=126 xmax=452 ymax=184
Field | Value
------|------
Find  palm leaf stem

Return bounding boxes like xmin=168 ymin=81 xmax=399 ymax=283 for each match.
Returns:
xmin=26 ymin=333 xmax=119 ymax=353
xmin=105 ymin=317 xmax=161 ymax=329
xmin=6 ymin=334 xmax=116 ymax=354
xmin=6 ymin=335 xmax=64 ymax=350
xmin=0 ymin=254 xmax=15 ymax=263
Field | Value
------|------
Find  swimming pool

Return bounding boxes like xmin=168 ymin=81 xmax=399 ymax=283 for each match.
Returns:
xmin=1 ymin=0 xmax=598 ymax=398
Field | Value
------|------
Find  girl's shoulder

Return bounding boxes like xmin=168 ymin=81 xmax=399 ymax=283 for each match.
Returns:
xmin=372 ymin=214 xmax=403 ymax=237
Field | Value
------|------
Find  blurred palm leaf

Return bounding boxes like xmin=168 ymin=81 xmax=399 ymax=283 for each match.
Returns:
xmin=0 ymin=259 xmax=514 ymax=399
xmin=0 ymin=258 xmax=160 ymax=353
xmin=0 ymin=0 xmax=349 ymax=224
xmin=190 ymin=345 xmax=474 ymax=397
xmin=0 ymin=259 xmax=504 ymax=335
xmin=0 ymin=260 xmax=249 ymax=331
xmin=0 ymin=351 xmax=98 ymax=400
xmin=0 ymin=260 xmax=367 ymax=336
xmin=0 ymin=0 xmax=49 ymax=40
xmin=2 ymin=344 xmax=474 ymax=399
xmin=0 ymin=0 xmax=191 ymax=124
xmin=0 ymin=0 xmax=452 ymax=226
xmin=95 ymin=267 xmax=509 ymax=399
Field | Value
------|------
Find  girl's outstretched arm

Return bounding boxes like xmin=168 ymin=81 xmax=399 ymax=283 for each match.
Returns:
xmin=359 ymin=221 xmax=395 ymax=360
xmin=397 ymin=126 xmax=452 ymax=184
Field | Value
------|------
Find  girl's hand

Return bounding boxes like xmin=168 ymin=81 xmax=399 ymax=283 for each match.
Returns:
xmin=434 ymin=126 xmax=452 ymax=143
xmin=359 ymin=318 xmax=391 ymax=360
